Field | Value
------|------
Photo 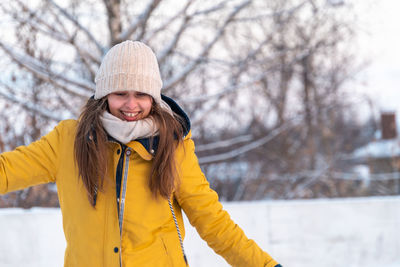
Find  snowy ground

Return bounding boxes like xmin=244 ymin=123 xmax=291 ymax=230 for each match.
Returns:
xmin=0 ymin=196 xmax=399 ymax=267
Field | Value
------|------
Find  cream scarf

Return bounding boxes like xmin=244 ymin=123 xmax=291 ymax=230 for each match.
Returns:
xmin=100 ymin=100 xmax=173 ymax=144
xmin=100 ymin=111 xmax=158 ymax=144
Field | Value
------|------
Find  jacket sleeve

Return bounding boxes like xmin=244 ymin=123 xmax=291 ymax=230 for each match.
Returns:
xmin=174 ymin=138 xmax=280 ymax=267
xmin=0 ymin=121 xmax=63 ymax=194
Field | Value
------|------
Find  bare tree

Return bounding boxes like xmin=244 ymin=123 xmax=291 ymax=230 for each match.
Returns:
xmin=194 ymin=0 xmax=374 ymax=200
xmin=0 ymin=0 xmax=257 ymax=120
xmin=0 ymin=0 xmax=373 ymax=205
xmin=0 ymin=0 xmax=275 ymax=206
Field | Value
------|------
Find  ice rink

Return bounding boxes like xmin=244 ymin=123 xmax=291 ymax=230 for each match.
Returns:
xmin=0 ymin=196 xmax=399 ymax=267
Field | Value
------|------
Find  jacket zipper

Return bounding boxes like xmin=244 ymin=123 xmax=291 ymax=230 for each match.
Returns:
xmin=118 ymin=148 xmax=131 ymax=267
xmin=115 ymin=146 xmax=188 ymax=266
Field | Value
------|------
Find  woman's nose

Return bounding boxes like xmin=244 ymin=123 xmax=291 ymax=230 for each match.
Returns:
xmin=125 ymin=96 xmax=138 ymax=109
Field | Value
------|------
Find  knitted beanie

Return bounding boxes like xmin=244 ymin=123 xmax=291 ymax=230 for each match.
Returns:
xmin=94 ymin=40 xmax=163 ymax=103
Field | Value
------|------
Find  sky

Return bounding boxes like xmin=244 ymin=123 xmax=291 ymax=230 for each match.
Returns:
xmin=354 ymin=0 xmax=400 ymax=121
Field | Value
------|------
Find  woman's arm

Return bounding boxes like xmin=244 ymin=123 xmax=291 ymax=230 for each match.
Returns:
xmin=0 ymin=121 xmax=64 ymax=194
xmin=175 ymin=137 xmax=280 ymax=267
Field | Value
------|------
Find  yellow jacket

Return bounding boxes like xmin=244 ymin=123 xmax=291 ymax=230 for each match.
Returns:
xmin=0 ymin=119 xmax=279 ymax=267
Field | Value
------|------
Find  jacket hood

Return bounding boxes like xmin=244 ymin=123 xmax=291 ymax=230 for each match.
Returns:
xmin=161 ymin=94 xmax=191 ymax=136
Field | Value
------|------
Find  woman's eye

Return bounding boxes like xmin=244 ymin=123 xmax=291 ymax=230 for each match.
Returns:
xmin=115 ymin=92 xmax=126 ymax=96
xmin=136 ymin=92 xmax=147 ymax=97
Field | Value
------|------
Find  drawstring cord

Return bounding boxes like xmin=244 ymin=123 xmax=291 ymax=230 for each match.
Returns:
xmin=168 ymin=198 xmax=188 ymax=265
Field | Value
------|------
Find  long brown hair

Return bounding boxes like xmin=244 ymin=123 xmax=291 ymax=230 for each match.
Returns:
xmin=74 ymin=96 xmax=184 ymax=206
xmin=149 ymin=102 xmax=184 ymax=199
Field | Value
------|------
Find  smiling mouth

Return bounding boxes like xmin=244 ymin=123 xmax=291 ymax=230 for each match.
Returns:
xmin=121 ymin=111 xmax=140 ymax=121
xmin=122 ymin=111 xmax=139 ymax=117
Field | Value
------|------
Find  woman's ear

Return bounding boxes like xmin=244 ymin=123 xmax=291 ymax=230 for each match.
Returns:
xmin=103 ymin=96 xmax=110 ymax=112
xmin=150 ymin=99 xmax=158 ymax=113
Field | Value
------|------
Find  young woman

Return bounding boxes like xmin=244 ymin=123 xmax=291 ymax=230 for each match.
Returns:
xmin=0 ymin=41 xmax=281 ymax=267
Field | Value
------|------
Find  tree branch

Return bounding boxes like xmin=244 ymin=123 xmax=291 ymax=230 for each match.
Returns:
xmin=191 ymin=0 xmax=231 ymax=16
xmin=0 ymin=84 xmax=67 ymax=121
xmin=144 ymin=0 xmax=194 ymax=42
xmin=0 ymin=42 xmax=93 ymax=98
xmin=198 ymin=116 xmax=299 ymax=164
xmin=195 ymin=134 xmax=253 ymax=152
xmin=9 ymin=0 xmax=69 ymax=43
xmin=117 ymin=0 xmax=160 ymax=41
xmin=157 ymin=13 xmax=192 ymax=65
xmin=181 ymin=72 xmax=266 ymax=104
xmin=6 ymin=2 xmax=100 ymax=74
xmin=181 ymin=35 xmax=271 ymax=105
xmin=163 ymin=0 xmax=252 ymax=91
xmin=46 ymin=0 xmax=105 ymax=54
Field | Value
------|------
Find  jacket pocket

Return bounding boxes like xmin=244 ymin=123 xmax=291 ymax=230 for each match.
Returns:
xmin=160 ymin=233 xmax=188 ymax=267
xmin=122 ymin=237 xmax=173 ymax=267
xmin=160 ymin=236 xmax=174 ymax=266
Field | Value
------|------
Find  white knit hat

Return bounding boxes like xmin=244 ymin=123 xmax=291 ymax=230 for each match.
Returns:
xmin=94 ymin=40 xmax=163 ymax=103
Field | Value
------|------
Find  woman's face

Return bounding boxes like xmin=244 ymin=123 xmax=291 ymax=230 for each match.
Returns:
xmin=107 ymin=91 xmax=153 ymax=121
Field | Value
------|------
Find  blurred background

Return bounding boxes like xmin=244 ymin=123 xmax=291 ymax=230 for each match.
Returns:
xmin=0 ymin=0 xmax=398 ymax=266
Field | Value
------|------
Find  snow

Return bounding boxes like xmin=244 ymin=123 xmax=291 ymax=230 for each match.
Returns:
xmin=1 ymin=196 xmax=399 ymax=267
xmin=353 ymin=138 xmax=400 ymax=159
xmin=0 ymin=208 xmax=65 ymax=267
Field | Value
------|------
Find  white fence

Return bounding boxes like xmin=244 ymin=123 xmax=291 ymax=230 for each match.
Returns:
xmin=0 ymin=196 xmax=399 ymax=267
